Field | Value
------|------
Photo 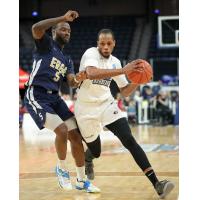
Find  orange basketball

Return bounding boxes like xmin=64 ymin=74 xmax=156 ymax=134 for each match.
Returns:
xmin=127 ymin=60 xmax=153 ymax=84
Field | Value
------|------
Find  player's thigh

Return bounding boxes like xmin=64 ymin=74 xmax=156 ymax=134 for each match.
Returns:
xmin=24 ymin=99 xmax=46 ymax=130
xmin=24 ymin=95 xmax=64 ymax=131
xmin=102 ymin=101 xmax=126 ymax=126
xmin=76 ymin=117 xmax=102 ymax=143
xmin=53 ymin=98 xmax=78 ymax=132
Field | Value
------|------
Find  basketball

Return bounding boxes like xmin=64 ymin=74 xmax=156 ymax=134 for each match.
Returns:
xmin=127 ymin=60 xmax=153 ymax=84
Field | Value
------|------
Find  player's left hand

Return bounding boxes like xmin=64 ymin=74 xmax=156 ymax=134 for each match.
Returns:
xmin=75 ymin=71 xmax=87 ymax=82
xmin=63 ymin=10 xmax=79 ymax=22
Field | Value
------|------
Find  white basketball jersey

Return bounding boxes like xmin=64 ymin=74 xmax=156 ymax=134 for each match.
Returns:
xmin=77 ymin=47 xmax=128 ymax=103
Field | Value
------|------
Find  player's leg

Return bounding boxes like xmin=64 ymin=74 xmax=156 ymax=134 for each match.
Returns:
xmin=43 ymin=112 xmax=74 ymax=190
xmin=55 ymin=99 xmax=100 ymax=193
xmin=66 ymin=126 xmax=100 ymax=193
xmin=74 ymin=114 xmax=102 ymax=179
xmin=24 ymin=89 xmax=73 ymax=190
xmin=105 ymin=117 xmax=174 ymax=198
xmin=84 ymin=136 xmax=101 ymax=180
xmin=74 ymin=101 xmax=103 ymax=182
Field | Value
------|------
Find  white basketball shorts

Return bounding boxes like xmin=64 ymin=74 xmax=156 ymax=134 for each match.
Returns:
xmin=74 ymin=99 xmax=125 ymax=143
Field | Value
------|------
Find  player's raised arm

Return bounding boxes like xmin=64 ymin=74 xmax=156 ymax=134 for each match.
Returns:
xmin=32 ymin=10 xmax=79 ymax=39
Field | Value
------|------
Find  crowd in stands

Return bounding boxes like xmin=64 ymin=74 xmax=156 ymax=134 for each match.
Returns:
xmin=115 ymin=80 xmax=179 ymax=126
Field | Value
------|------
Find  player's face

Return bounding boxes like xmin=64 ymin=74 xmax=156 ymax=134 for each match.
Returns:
xmin=55 ymin=22 xmax=71 ymax=45
xmin=97 ymin=33 xmax=115 ymax=58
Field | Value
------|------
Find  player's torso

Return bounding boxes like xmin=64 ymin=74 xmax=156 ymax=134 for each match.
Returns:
xmin=29 ymin=42 xmax=68 ymax=91
xmin=78 ymin=48 xmax=118 ymax=103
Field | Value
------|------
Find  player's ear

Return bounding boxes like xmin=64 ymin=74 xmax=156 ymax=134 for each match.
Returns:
xmin=113 ymin=40 xmax=116 ymax=47
xmin=52 ymin=26 xmax=56 ymax=38
xmin=52 ymin=29 xmax=55 ymax=37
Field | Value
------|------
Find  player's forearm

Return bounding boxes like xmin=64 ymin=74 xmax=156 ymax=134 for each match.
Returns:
xmin=86 ymin=67 xmax=124 ymax=80
xmin=120 ymin=83 xmax=139 ymax=97
xmin=33 ymin=16 xmax=65 ymax=31
xmin=67 ymin=74 xmax=80 ymax=88
xmin=68 ymin=79 xmax=80 ymax=88
xmin=32 ymin=16 xmax=65 ymax=38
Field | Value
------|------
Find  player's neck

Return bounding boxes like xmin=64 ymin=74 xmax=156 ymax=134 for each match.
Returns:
xmin=54 ymin=39 xmax=65 ymax=50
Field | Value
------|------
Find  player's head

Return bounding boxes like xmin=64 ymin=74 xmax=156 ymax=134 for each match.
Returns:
xmin=97 ymin=29 xmax=115 ymax=58
xmin=52 ymin=22 xmax=71 ymax=45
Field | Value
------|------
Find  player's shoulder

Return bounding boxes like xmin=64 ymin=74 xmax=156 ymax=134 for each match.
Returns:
xmin=111 ymin=55 xmax=121 ymax=65
xmin=84 ymin=47 xmax=99 ymax=57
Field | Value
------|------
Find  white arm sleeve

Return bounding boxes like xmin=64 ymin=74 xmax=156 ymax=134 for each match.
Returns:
xmin=113 ymin=60 xmax=129 ymax=88
xmin=79 ymin=48 xmax=99 ymax=71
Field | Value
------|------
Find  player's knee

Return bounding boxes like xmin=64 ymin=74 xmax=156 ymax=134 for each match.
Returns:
xmin=89 ymin=149 xmax=101 ymax=158
xmin=68 ymin=130 xmax=82 ymax=145
xmin=93 ymin=151 xmax=101 ymax=158
xmin=54 ymin=124 xmax=68 ymax=140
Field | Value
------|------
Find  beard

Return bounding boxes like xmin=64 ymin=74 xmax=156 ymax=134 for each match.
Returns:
xmin=56 ymin=36 xmax=69 ymax=46
xmin=98 ymin=49 xmax=110 ymax=58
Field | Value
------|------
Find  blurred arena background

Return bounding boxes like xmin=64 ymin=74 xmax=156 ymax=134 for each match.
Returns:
xmin=19 ymin=1 xmax=179 ymax=200
xmin=19 ymin=0 xmax=179 ymax=127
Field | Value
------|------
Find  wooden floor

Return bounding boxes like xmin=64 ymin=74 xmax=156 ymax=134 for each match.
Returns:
xmin=20 ymin=117 xmax=179 ymax=200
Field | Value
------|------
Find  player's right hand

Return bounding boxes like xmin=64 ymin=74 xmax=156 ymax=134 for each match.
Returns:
xmin=63 ymin=10 xmax=79 ymax=22
xmin=123 ymin=59 xmax=144 ymax=75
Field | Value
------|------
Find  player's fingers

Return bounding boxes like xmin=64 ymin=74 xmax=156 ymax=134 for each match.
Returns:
xmin=71 ymin=11 xmax=79 ymax=18
xmin=74 ymin=11 xmax=79 ymax=18
xmin=129 ymin=62 xmax=144 ymax=71
xmin=133 ymin=59 xmax=144 ymax=65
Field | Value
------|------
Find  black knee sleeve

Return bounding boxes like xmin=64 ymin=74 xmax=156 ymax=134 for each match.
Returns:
xmin=86 ymin=136 xmax=101 ymax=159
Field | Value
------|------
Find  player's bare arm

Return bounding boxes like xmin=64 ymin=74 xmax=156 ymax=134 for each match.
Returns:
xmin=86 ymin=66 xmax=124 ymax=80
xmin=32 ymin=10 xmax=79 ymax=39
xmin=67 ymin=71 xmax=87 ymax=88
xmin=85 ymin=59 xmax=144 ymax=80
xmin=119 ymin=83 xmax=139 ymax=97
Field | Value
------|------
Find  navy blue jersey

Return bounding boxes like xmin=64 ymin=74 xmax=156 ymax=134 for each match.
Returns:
xmin=28 ymin=34 xmax=74 ymax=91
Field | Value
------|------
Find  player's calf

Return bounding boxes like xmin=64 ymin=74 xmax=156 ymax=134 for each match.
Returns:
xmin=85 ymin=161 xmax=94 ymax=180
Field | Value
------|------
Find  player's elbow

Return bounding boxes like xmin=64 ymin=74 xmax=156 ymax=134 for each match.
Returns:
xmin=32 ymin=23 xmax=39 ymax=33
xmin=121 ymin=92 xmax=130 ymax=98
xmin=86 ymin=73 xmax=94 ymax=80
xmin=32 ymin=23 xmax=44 ymax=39
xmin=85 ymin=69 xmax=94 ymax=80
xmin=120 ymin=87 xmax=130 ymax=97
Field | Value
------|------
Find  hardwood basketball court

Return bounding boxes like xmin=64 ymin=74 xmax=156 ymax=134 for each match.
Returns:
xmin=20 ymin=114 xmax=179 ymax=200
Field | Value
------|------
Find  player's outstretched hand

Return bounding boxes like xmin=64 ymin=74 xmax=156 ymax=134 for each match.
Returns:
xmin=63 ymin=10 xmax=79 ymax=22
xmin=123 ymin=59 xmax=145 ymax=75
xmin=75 ymin=71 xmax=87 ymax=82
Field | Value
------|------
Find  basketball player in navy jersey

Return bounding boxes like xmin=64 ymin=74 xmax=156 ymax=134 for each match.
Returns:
xmin=24 ymin=10 xmax=100 ymax=193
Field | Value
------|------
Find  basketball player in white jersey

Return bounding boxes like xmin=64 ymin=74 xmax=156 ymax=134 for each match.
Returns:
xmin=74 ymin=29 xmax=175 ymax=198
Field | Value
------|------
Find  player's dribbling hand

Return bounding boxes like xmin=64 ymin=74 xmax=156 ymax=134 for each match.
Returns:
xmin=75 ymin=71 xmax=87 ymax=82
xmin=63 ymin=10 xmax=79 ymax=22
xmin=123 ymin=59 xmax=145 ymax=75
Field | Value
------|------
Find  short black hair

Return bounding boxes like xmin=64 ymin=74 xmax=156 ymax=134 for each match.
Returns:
xmin=97 ymin=29 xmax=115 ymax=40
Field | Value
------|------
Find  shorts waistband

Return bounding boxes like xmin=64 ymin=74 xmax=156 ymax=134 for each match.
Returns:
xmin=29 ymin=86 xmax=58 ymax=94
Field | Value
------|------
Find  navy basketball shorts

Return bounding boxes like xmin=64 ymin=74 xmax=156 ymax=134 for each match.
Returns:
xmin=24 ymin=86 xmax=77 ymax=131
